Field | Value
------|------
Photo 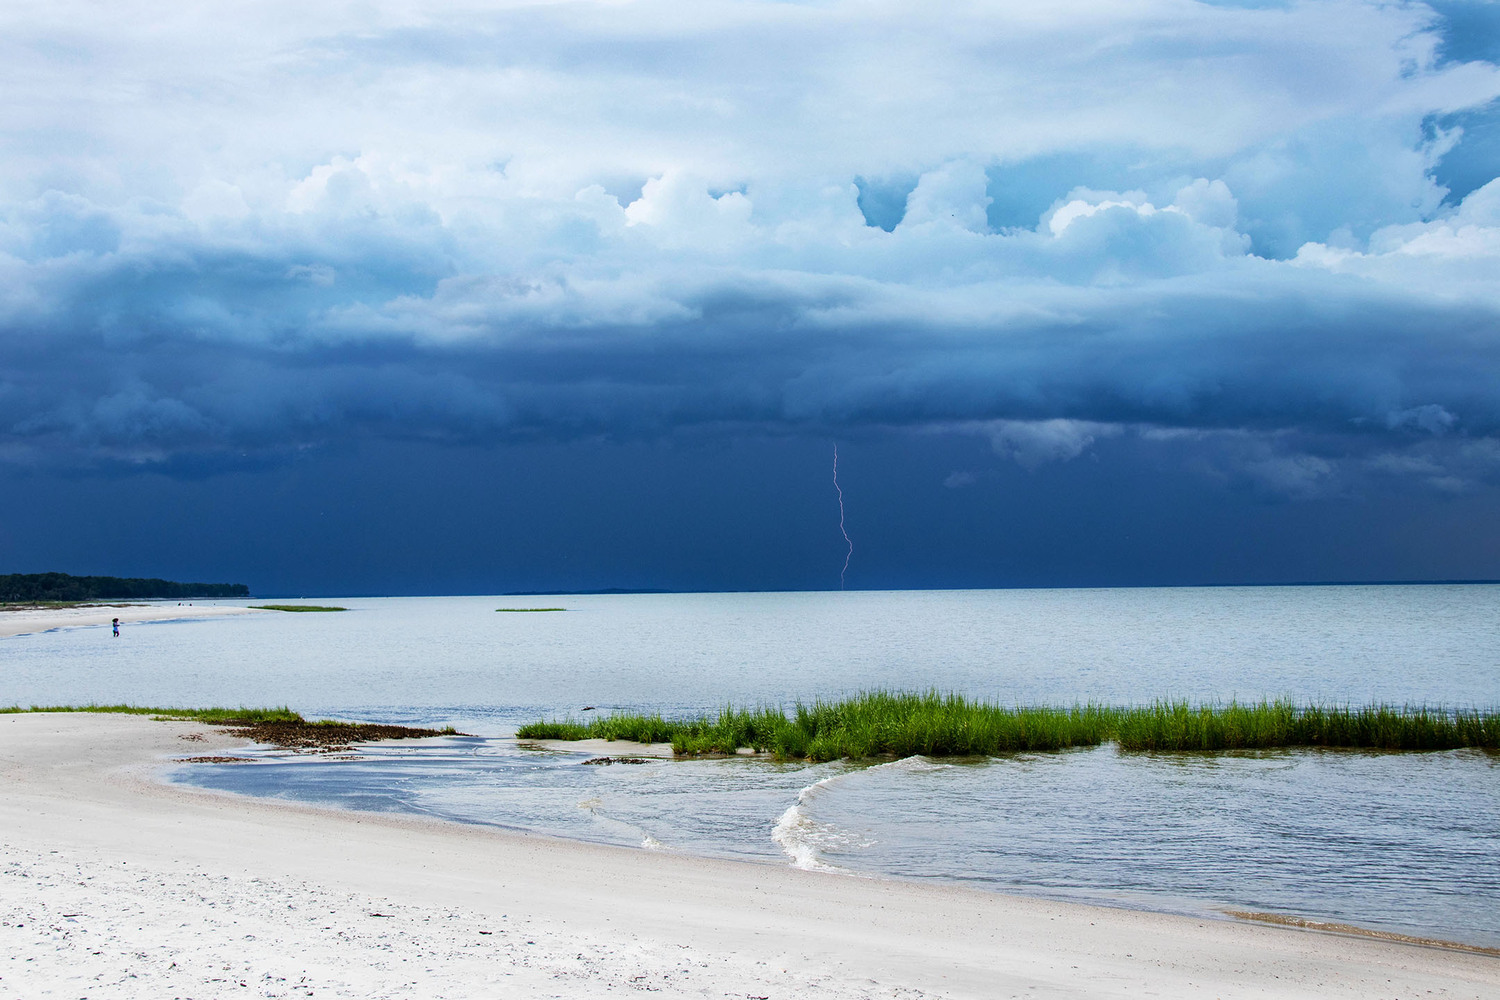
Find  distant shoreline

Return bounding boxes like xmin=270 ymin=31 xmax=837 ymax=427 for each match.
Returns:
xmin=0 ymin=602 xmax=263 ymax=640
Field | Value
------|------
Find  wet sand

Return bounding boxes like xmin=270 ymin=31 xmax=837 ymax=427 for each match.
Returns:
xmin=2 ymin=712 xmax=1497 ymax=998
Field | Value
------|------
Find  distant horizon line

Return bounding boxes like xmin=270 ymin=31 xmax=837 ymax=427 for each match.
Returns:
xmin=239 ymin=579 xmax=1500 ymax=599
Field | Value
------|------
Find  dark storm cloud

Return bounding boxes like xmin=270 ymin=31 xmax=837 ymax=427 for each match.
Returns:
xmin=3 ymin=218 xmax=1498 ymax=465
xmin=0 ymin=0 xmax=1498 ymax=495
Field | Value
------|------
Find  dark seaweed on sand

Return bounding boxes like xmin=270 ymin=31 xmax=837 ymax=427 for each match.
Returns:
xmin=1 ymin=704 xmax=460 ymax=751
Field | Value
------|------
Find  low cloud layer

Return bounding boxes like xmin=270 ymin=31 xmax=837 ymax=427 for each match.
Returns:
xmin=2 ymin=0 xmax=1499 ymax=493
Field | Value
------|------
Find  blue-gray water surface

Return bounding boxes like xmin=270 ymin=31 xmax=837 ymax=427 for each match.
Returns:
xmin=3 ymin=587 xmax=1497 ymax=946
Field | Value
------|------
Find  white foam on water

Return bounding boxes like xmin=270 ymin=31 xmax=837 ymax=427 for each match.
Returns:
xmin=872 ymin=754 xmax=953 ymax=775
xmin=771 ymin=763 xmax=893 ymax=873
xmin=577 ymin=794 xmax=666 ymax=850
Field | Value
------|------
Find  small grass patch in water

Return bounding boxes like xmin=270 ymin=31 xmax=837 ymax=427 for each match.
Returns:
xmin=495 ymin=607 xmax=566 ymax=612
xmin=249 ymin=605 xmax=348 ymax=612
xmin=517 ymin=693 xmax=1500 ymax=761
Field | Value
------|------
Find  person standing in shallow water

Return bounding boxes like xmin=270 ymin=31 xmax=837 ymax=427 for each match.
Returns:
xmin=111 ymin=618 xmax=119 ymax=637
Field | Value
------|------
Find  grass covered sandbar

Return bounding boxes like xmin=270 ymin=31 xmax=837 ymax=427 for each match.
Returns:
xmin=248 ymin=604 xmax=348 ymax=612
xmin=517 ymin=691 xmax=1500 ymax=760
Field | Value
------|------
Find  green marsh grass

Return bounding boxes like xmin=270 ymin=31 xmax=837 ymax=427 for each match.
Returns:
xmin=1116 ymin=701 xmax=1500 ymax=752
xmin=518 ymin=692 xmax=1116 ymax=761
xmin=495 ymin=608 xmax=566 ymax=612
xmin=249 ymin=605 xmax=347 ymax=612
xmin=517 ymin=692 xmax=1500 ymax=761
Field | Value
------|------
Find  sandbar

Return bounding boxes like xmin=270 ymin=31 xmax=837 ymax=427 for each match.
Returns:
xmin=2 ymin=713 xmax=1497 ymax=998
xmin=0 ymin=602 xmax=262 ymax=639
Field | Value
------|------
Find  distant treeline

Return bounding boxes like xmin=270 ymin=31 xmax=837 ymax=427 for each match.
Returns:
xmin=0 ymin=572 xmax=249 ymax=602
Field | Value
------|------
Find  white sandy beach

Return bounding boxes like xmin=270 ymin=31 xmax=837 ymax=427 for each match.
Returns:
xmin=0 ymin=603 xmax=263 ymax=640
xmin=2 ymin=715 xmax=1497 ymax=998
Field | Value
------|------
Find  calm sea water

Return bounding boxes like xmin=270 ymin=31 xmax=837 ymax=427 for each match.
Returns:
xmin=3 ymin=587 xmax=1497 ymax=946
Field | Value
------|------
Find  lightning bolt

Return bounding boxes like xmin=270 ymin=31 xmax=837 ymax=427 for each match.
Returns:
xmin=833 ymin=443 xmax=853 ymax=590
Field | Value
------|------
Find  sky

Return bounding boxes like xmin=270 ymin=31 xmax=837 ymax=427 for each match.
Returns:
xmin=3 ymin=0 xmax=1500 ymax=594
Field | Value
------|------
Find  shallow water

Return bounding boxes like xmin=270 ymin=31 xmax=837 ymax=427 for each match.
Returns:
xmin=6 ymin=586 xmax=1499 ymax=716
xmin=3 ymin=586 xmax=1498 ymax=946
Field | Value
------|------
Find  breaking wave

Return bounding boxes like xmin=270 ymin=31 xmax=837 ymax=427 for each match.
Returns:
xmin=771 ymin=758 xmax=946 ymax=872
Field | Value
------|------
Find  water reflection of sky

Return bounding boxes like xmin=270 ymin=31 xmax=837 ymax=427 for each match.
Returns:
xmin=7 ymin=587 xmax=1500 ymax=717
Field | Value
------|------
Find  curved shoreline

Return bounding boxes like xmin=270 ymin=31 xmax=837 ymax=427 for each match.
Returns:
xmin=3 ymin=713 xmax=1497 ymax=998
xmin=192 ymin=731 xmax=1500 ymax=953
